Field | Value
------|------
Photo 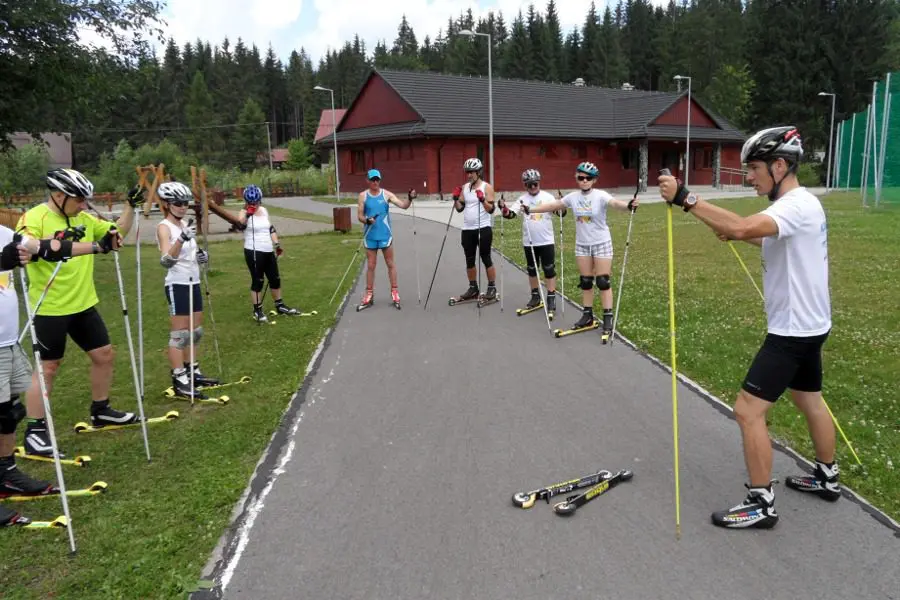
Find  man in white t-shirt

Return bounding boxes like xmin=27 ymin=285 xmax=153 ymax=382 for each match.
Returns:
xmin=659 ymin=126 xmax=838 ymax=530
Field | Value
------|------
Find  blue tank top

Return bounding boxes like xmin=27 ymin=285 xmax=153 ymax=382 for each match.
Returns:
xmin=363 ymin=190 xmax=392 ymax=242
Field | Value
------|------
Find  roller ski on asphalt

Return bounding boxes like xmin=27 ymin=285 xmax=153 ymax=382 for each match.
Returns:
xmin=600 ymin=309 xmax=614 ymax=344
xmin=74 ymin=410 xmax=180 ymax=434
xmin=516 ymin=291 xmax=556 ymax=320
xmin=553 ymin=310 xmax=600 ymax=338
xmin=476 ymin=285 xmax=499 ymax=308
xmin=391 ymin=288 xmax=402 ymax=310
xmin=357 ymin=289 xmax=374 ymax=312
xmin=448 ymin=284 xmax=481 ymax=306
xmin=553 ymin=469 xmax=634 ymax=516
xmin=512 ymin=468 xmax=616 ymax=509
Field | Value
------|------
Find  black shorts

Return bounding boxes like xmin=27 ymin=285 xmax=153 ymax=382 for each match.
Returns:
xmin=32 ymin=307 xmax=111 ymax=361
xmin=460 ymin=227 xmax=493 ymax=269
xmin=742 ymin=331 xmax=830 ymax=402
xmin=244 ymin=249 xmax=280 ymax=292
xmin=164 ymin=283 xmax=203 ymax=316
xmin=524 ymin=244 xmax=555 ymax=277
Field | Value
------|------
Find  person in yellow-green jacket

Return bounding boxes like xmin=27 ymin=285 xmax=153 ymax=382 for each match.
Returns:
xmin=15 ymin=168 xmax=143 ymax=457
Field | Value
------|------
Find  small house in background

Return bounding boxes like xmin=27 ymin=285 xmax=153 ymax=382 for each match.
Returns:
xmin=328 ymin=69 xmax=747 ymax=194
xmin=9 ymin=132 xmax=73 ymax=169
xmin=314 ymin=108 xmax=347 ymax=163
xmin=257 ymin=148 xmax=290 ymax=169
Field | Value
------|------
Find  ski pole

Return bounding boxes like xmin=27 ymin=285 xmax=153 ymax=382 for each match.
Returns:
xmin=524 ymin=213 xmax=553 ymax=333
xmin=17 ymin=269 xmax=77 ymax=554
xmin=112 ymin=243 xmax=152 ymax=461
xmin=726 ymin=241 xmax=862 ymax=465
xmin=17 ymin=261 xmax=64 ymax=345
xmin=135 ymin=215 xmax=144 ymax=402
xmin=412 ymin=184 xmax=422 ymax=304
xmin=557 ymin=189 xmax=566 ymax=317
xmin=423 ymin=199 xmax=458 ymax=310
xmin=189 ymin=250 xmax=196 ymax=408
xmin=200 ymin=259 xmax=224 ymax=380
xmin=660 ymin=168 xmax=682 ymax=539
xmin=499 ymin=192 xmax=504 ymax=312
xmin=610 ymin=180 xmax=641 ymax=347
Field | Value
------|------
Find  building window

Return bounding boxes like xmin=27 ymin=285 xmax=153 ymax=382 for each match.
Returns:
xmin=352 ymin=150 xmax=365 ymax=173
xmin=694 ymin=147 xmax=713 ymax=169
xmin=539 ymin=144 xmax=558 ymax=159
xmin=476 ymin=145 xmax=485 ymax=165
xmin=620 ymin=148 xmax=638 ymax=170
xmin=571 ymin=144 xmax=588 ymax=159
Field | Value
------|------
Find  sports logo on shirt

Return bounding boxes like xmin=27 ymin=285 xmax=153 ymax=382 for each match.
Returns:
xmin=573 ymin=198 xmax=594 ymax=224
xmin=0 ymin=270 xmax=11 ymax=291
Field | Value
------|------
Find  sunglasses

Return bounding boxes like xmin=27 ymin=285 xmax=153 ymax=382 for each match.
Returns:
xmin=576 ymin=175 xmax=594 ymax=182
xmin=525 ymin=182 xmax=539 ymax=188
xmin=368 ymin=177 xmax=381 ymax=182
xmin=169 ymin=200 xmax=190 ymax=207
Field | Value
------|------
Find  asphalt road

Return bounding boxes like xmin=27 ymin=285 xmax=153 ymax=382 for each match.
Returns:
xmin=197 ymin=207 xmax=900 ymax=600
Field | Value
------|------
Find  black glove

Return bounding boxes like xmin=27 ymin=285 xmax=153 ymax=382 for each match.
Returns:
xmin=627 ymin=198 xmax=638 ymax=212
xmin=521 ymin=204 xmax=531 ymax=215
xmin=197 ymin=248 xmax=209 ymax=264
xmin=127 ymin=187 xmax=145 ymax=208
xmin=408 ymin=189 xmax=417 ymax=201
xmin=97 ymin=229 xmax=117 ymax=254
xmin=0 ymin=240 xmax=20 ymax=271
xmin=365 ymin=217 xmax=376 ymax=225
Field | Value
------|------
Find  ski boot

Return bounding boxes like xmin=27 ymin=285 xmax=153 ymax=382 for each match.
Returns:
xmin=171 ymin=369 xmax=209 ymax=400
xmin=517 ymin=290 xmax=543 ymax=316
xmin=391 ymin=288 xmax=401 ymax=310
xmin=23 ymin=419 xmax=65 ymax=459
xmin=185 ymin=362 xmax=220 ymax=389
xmin=357 ymin=288 xmax=374 ymax=312
xmin=478 ymin=284 xmax=499 ymax=308
xmin=449 ymin=284 xmax=480 ymax=306
xmin=711 ymin=484 xmax=779 ymax=529
xmin=89 ymin=400 xmax=138 ymax=429
xmin=785 ymin=461 xmax=841 ymax=502
xmin=554 ymin=309 xmax=599 ymax=338
xmin=253 ymin=305 xmax=269 ymax=323
xmin=273 ymin=300 xmax=300 ymax=316
xmin=0 ymin=504 xmax=27 ymax=526
xmin=0 ymin=456 xmax=53 ymax=499
xmin=601 ymin=309 xmax=614 ymax=344
xmin=546 ymin=292 xmax=557 ymax=320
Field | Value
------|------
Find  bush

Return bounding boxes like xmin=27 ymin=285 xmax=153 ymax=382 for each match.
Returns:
xmin=0 ymin=143 xmax=50 ymax=197
xmin=285 ymin=138 xmax=314 ymax=170
xmin=797 ymin=162 xmax=822 ymax=187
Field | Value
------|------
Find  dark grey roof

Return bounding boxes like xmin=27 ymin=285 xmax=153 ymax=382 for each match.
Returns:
xmin=334 ymin=69 xmax=746 ymax=144
xmin=643 ymin=124 xmax=748 ymax=142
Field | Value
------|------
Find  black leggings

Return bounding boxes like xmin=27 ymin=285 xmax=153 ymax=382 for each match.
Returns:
xmin=461 ymin=227 xmax=493 ymax=269
xmin=244 ymin=249 xmax=280 ymax=292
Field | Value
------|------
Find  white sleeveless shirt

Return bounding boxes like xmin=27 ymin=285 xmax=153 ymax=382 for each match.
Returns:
xmin=157 ymin=219 xmax=200 ymax=286
xmin=243 ymin=207 xmax=274 ymax=252
xmin=462 ymin=181 xmax=494 ymax=230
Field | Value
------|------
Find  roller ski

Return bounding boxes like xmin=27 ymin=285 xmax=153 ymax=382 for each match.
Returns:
xmin=268 ymin=300 xmax=317 ymax=318
xmin=449 ymin=284 xmax=481 ymax=306
xmin=1 ymin=506 xmax=68 ymax=529
xmin=165 ymin=375 xmax=251 ymax=396
xmin=516 ymin=290 xmax=543 ymax=316
xmin=15 ymin=447 xmax=91 ymax=468
xmin=357 ymin=288 xmax=374 ymax=312
xmin=546 ymin=292 xmax=557 ymax=321
xmin=164 ymin=371 xmax=229 ymax=405
xmin=476 ymin=285 xmax=499 ymax=308
xmin=600 ymin=310 xmax=614 ymax=344
xmin=391 ymin=288 xmax=401 ymax=310
xmin=553 ymin=310 xmax=600 ymax=338
xmin=553 ymin=469 xmax=634 ymax=516
xmin=74 ymin=410 xmax=180 ymax=434
xmin=2 ymin=481 xmax=108 ymax=502
xmin=512 ymin=468 xmax=616 ymax=509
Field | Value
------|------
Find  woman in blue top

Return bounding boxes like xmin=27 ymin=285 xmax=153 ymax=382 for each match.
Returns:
xmin=356 ymin=169 xmax=414 ymax=309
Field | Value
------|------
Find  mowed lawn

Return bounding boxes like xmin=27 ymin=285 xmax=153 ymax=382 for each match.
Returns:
xmin=497 ymin=191 xmax=899 ymax=521
xmin=0 ymin=229 xmax=362 ymax=599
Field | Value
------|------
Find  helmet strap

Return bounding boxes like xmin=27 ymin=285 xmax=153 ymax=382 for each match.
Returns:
xmin=766 ymin=159 xmax=798 ymax=201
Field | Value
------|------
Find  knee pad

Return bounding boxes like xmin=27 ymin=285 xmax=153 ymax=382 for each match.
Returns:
xmin=596 ymin=274 xmax=611 ymax=291
xmin=250 ymin=278 xmax=264 ymax=292
xmin=269 ymin=277 xmax=281 ymax=290
xmin=0 ymin=397 xmax=26 ymax=434
xmin=579 ymin=275 xmax=593 ymax=290
xmin=192 ymin=327 xmax=203 ymax=344
xmin=169 ymin=329 xmax=190 ymax=349
xmin=526 ymin=265 xmax=538 ymax=277
xmin=543 ymin=263 xmax=556 ymax=279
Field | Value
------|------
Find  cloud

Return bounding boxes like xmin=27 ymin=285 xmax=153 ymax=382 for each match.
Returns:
xmin=160 ymin=0 xmax=303 ymax=52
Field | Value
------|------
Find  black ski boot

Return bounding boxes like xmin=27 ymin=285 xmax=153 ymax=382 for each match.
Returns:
xmin=525 ymin=289 xmax=542 ymax=309
xmin=711 ymin=484 xmax=779 ymax=529
xmin=546 ymin=291 xmax=557 ymax=315
xmin=0 ymin=455 xmax=53 ymax=499
xmin=785 ymin=461 xmax=841 ymax=502
xmin=253 ymin=304 xmax=268 ymax=323
xmin=185 ymin=362 xmax=220 ymax=388
xmin=0 ymin=504 xmax=28 ymax=526
xmin=172 ymin=369 xmax=209 ymax=400
xmin=601 ymin=309 xmax=614 ymax=343
xmin=23 ymin=419 xmax=65 ymax=458
xmin=89 ymin=399 xmax=138 ymax=428
xmin=573 ymin=309 xmax=595 ymax=330
xmin=481 ymin=284 xmax=498 ymax=305
xmin=450 ymin=284 xmax=479 ymax=305
xmin=274 ymin=300 xmax=299 ymax=315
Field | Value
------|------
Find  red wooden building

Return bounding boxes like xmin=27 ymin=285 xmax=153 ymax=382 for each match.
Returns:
xmin=325 ymin=69 xmax=746 ymax=195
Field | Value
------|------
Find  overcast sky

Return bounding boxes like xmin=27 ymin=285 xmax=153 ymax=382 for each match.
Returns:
xmin=150 ymin=0 xmax=670 ymax=64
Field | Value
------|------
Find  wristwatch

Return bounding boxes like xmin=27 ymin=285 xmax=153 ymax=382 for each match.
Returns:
xmin=91 ymin=241 xmax=100 ymax=254
xmin=683 ymin=193 xmax=699 ymax=212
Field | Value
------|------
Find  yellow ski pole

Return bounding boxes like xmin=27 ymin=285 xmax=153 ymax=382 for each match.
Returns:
xmin=661 ymin=169 xmax=681 ymax=538
xmin=726 ymin=241 xmax=861 ymax=465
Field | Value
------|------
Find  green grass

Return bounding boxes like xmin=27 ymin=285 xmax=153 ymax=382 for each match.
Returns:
xmin=498 ymin=191 xmax=900 ymax=521
xmin=0 ymin=231 xmax=361 ymax=599
xmin=263 ymin=204 xmax=334 ymax=225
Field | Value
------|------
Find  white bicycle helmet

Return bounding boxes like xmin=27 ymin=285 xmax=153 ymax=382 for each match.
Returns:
xmin=522 ymin=169 xmax=541 ymax=184
xmin=464 ymin=158 xmax=483 ymax=172
xmin=46 ymin=168 xmax=94 ymax=198
xmin=157 ymin=182 xmax=194 ymax=202
xmin=741 ymin=126 xmax=803 ymax=166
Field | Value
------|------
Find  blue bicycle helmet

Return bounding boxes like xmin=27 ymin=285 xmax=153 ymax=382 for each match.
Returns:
xmin=243 ymin=184 xmax=263 ymax=204
xmin=575 ymin=162 xmax=599 ymax=178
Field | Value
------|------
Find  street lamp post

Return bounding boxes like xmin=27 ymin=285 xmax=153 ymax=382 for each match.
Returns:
xmin=818 ymin=91 xmax=836 ymax=192
xmin=673 ymin=75 xmax=692 ymax=188
xmin=459 ymin=30 xmax=493 ymax=187
xmin=314 ymin=85 xmax=340 ymax=202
